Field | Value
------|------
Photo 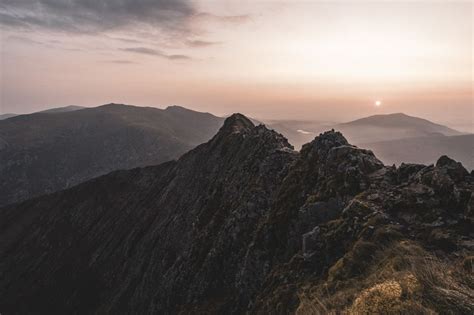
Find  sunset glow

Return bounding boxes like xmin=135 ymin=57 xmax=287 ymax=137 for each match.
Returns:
xmin=0 ymin=1 xmax=472 ymax=127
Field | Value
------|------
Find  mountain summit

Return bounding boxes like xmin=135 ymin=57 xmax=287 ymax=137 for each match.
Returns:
xmin=1 ymin=114 xmax=472 ymax=314
xmin=220 ymin=113 xmax=255 ymax=134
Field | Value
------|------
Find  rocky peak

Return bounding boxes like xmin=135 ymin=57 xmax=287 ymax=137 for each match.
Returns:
xmin=301 ymin=129 xmax=349 ymax=158
xmin=203 ymin=113 xmax=294 ymax=158
xmin=436 ymin=155 xmax=469 ymax=182
xmin=296 ymin=129 xmax=384 ymax=195
xmin=220 ymin=113 xmax=255 ymax=134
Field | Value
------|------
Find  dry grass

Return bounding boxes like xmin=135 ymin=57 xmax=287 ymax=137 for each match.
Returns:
xmin=295 ymin=240 xmax=474 ymax=315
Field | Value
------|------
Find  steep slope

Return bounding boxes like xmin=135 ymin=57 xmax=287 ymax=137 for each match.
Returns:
xmin=336 ymin=112 xmax=462 ymax=144
xmin=1 ymin=115 xmax=472 ymax=314
xmin=0 ymin=103 xmax=224 ymax=207
xmin=364 ymin=134 xmax=474 ymax=170
xmin=0 ymin=114 xmax=296 ymax=314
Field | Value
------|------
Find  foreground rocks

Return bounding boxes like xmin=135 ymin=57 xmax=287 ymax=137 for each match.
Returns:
xmin=0 ymin=114 xmax=472 ymax=314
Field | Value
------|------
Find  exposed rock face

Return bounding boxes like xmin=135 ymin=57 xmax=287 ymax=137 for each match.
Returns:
xmin=0 ymin=114 xmax=472 ymax=314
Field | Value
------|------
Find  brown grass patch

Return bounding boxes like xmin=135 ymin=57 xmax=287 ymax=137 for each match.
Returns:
xmin=296 ymin=241 xmax=474 ymax=314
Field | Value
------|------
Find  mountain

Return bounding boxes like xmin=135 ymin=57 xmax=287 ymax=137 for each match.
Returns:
xmin=0 ymin=113 xmax=17 ymax=120
xmin=1 ymin=114 xmax=472 ymax=314
xmin=37 ymin=105 xmax=85 ymax=114
xmin=337 ymin=113 xmax=462 ymax=144
xmin=0 ymin=105 xmax=85 ymax=121
xmin=364 ymin=134 xmax=474 ymax=170
xmin=267 ymin=113 xmax=463 ymax=149
xmin=0 ymin=104 xmax=224 ymax=207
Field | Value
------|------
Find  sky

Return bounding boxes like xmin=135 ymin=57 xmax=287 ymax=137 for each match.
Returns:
xmin=0 ymin=0 xmax=472 ymax=130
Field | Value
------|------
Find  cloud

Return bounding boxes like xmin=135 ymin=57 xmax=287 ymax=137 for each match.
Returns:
xmin=5 ymin=35 xmax=81 ymax=51
xmin=185 ymin=39 xmax=220 ymax=48
xmin=6 ymin=36 xmax=43 ymax=45
xmin=0 ymin=0 xmax=196 ymax=34
xmin=193 ymin=13 xmax=251 ymax=24
xmin=167 ymin=54 xmax=191 ymax=60
xmin=0 ymin=1 xmax=251 ymax=61
xmin=105 ymin=60 xmax=137 ymax=64
xmin=122 ymin=47 xmax=191 ymax=61
xmin=123 ymin=47 xmax=161 ymax=56
xmin=108 ymin=36 xmax=144 ymax=44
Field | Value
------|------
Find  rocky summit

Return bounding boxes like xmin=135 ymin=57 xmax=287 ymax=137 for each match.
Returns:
xmin=1 ymin=114 xmax=473 ymax=314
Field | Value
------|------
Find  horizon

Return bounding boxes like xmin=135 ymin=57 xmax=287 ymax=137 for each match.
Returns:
xmin=1 ymin=0 xmax=472 ymax=130
xmin=2 ymin=102 xmax=473 ymax=134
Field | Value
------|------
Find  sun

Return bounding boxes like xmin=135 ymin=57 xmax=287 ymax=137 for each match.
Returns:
xmin=375 ymin=100 xmax=382 ymax=107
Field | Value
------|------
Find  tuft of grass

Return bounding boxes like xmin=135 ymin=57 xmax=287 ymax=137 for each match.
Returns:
xmin=295 ymin=240 xmax=474 ymax=314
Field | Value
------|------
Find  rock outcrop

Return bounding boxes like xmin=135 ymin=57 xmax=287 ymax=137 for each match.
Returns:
xmin=0 ymin=114 xmax=472 ymax=314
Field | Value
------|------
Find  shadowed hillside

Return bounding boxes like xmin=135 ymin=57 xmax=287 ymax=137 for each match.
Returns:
xmin=0 ymin=104 xmax=224 ymax=206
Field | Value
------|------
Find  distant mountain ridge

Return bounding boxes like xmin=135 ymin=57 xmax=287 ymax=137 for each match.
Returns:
xmin=341 ymin=112 xmax=460 ymax=132
xmin=364 ymin=133 xmax=474 ymax=170
xmin=38 ymin=105 xmax=85 ymax=114
xmin=336 ymin=112 xmax=462 ymax=144
xmin=267 ymin=113 xmax=470 ymax=168
xmin=0 ymin=105 xmax=85 ymax=120
xmin=0 ymin=103 xmax=224 ymax=206
xmin=0 ymin=114 xmax=17 ymax=120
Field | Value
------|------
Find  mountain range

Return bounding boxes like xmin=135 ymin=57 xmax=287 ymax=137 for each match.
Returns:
xmin=1 ymin=114 xmax=472 ymax=314
xmin=1 ymin=105 xmax=472 ymax=208
xmin=267 ymin=113 xmax=472 ymax=169
xmin=0 ymin=104 xmax=224 ymax=207
xmin=337 ymin=112 xmax=462 ymax=143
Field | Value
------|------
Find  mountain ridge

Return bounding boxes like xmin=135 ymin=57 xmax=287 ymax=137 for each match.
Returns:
xmin=0 ymin=103 xmax=225 ymax=207
xmin=363 ymin=133 xmax=474 ymax=170
xmin=1 ymin=113 xmax=472 ymax=314
xmin=340 ymin=112 xmax=461 ymax=134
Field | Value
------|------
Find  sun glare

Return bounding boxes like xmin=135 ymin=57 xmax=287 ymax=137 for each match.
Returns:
xmin=375 ymin=100 xmax=382 ymax=107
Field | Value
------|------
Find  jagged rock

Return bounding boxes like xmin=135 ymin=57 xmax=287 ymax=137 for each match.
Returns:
xmin=0 ymin=114 xmax=472 ymax=314
xmin=302 ymin=226 xmax=321 ymax=256
xmin=436 ymin=155 xmax=469 ymax=182
xmin=397 ymin=163 xmax=426 ymax=183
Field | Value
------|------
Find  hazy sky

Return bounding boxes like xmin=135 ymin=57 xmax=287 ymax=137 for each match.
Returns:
xmin=0 ymin=0 xmax=472 ymax=129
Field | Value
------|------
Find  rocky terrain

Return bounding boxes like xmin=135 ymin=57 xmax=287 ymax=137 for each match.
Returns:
xmin=0 ymin=104 xmax=224 ymax=207
xmin=1 ymin=114 xmax=473 ymax=314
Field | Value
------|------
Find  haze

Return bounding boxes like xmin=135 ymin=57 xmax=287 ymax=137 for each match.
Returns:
xmin=0 ymin=0 xmax=472 ymax=131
